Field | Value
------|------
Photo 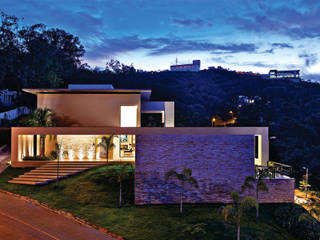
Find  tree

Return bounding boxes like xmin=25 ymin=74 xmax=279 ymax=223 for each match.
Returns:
xmin=220 ymin=191 xmax=258 ymax=240
xmin=25 ymin=108 xmax=56 ymax=157
xmin=98 ymin=136 xmax=115 ymax=167
xmin=108 ymin=164 xmax=132 ymax=207
xmin=241 ymin=171 xmax=269 ymax=217
xmin=19 ymin=25 xmax=85 ymax=88
xmin=298 ymin=213 xmax=320 ymax=239
xmin=165 ymin=168 xmax=198 ymax=214
xmin=0 ymin=12 xmax=23 ymax=90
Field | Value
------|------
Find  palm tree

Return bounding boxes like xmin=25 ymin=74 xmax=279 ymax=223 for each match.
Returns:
xmin=108 ymin=164 xmax=132 ymax=207
xmin=241 ymin=170 xmax=269 ymax=217
xmin=165 ymin=168 xmax=198 ymax=214
xmin=98 ymin=135 xmax=115 ymax=166
xmin=25 ymin=108 xmax=55 ymax=157
xmin=220 ymin=191 xmax=257 ymax=240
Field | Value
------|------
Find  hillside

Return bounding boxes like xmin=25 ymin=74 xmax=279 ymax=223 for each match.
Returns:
xmin=0 ymin=166 xmax=305 ymax=240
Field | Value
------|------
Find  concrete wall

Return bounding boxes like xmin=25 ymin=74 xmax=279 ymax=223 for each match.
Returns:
xmin=37 ymin=94 xmax=141 ymax=127
xmin=135 ymin=134 xmax=293 ymax=204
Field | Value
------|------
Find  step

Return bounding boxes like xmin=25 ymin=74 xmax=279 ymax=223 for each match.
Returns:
xmin=30 ymin=169 xmax=83 ymax=173
xmin=19 ymin=175 xmax=65 ymax=179
xmin=37 ymin=167 xmax=89 ymax=170
xmin=12 ymin=177 xmax=52 ymax=182
xmin=8 ymin=180 xmax=48 ymax=185
xmin=38 ymin=165 xmax=94 ymax=168
xmin=47 ymin=162 xmax=107 ymax=165
xmin=25 ymin=172 xmax=71 ymax=176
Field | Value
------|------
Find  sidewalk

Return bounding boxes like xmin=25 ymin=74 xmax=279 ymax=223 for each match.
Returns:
xmin=0 ymin=191 xmax=117 ymax=240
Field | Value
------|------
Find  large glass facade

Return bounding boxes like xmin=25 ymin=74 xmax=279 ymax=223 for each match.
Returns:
xmin=17 ymin=134 xmax=135 ymax=162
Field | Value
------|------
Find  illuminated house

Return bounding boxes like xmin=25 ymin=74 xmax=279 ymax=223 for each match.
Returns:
xmin=14 ymin=84 xmax=174 ymax=164
xmin=170 ymin=60 xmax=200 ymax=72
xmin=268 ymin=69 xmax=301 ymax=82
xmin=10 ymin=84 xmax=294 ymax=204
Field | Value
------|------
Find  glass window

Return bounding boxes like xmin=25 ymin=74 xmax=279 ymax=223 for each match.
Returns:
xmin=120 ymin=106 xmax=137 ymax=127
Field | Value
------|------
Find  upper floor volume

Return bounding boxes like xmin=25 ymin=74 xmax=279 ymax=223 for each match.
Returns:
xmin=22 ymin=84 xmax=174 ymax=128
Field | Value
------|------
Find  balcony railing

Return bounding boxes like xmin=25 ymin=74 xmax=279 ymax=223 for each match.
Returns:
xmin=255 ymin=161 xmax=293 ymax=179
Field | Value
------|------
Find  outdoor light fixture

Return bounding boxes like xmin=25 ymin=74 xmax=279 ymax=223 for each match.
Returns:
xmin=211 ymin=117 xmax=216 ymax=127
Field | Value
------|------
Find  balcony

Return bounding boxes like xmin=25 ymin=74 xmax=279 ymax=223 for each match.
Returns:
xmin=255 ymin=161 xmax=293 ymax=179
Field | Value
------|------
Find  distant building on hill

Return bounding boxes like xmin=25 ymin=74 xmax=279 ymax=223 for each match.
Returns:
xmin=265 ymin=69 xmax=301 ymax=82
xmin=0 ymin=89 xmax=18 ymax=107
xmin=170 ymin=60 xmax=200 ymax=72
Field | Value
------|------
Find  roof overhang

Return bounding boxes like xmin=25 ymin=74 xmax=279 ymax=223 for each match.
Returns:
xmin=22 ymin=88 xmax=152 ymax=100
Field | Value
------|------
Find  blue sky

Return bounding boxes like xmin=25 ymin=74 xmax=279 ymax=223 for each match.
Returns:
xmin=2 ymin=0 xmax=320 ymax=79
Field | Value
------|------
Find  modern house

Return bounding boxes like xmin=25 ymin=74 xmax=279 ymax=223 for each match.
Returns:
xmin=262 ymin=69 xmax=301 ymax=82
xmin=10 ymin=84 xmax=294 ymax=204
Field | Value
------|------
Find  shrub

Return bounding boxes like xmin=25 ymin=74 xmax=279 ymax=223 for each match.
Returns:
xmin=274 ymin=204 xmax=320 ymax=240
xmin=23 ymin=156 xmax=55 ymax=161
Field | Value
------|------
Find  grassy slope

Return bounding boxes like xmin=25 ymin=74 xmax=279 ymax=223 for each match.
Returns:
xmin=0 ymin=166 xmax=298 ymax=240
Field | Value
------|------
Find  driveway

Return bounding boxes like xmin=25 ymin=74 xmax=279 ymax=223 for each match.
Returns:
xmin=0 ymin=192 xmax=117 ymax=240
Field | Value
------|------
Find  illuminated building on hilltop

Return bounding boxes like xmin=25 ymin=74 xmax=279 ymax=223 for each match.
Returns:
xmin=170 ymin=60 xmax=200 ymax=72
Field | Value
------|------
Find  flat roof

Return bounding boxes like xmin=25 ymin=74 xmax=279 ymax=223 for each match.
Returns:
xmin=23 ymin=88 xmax=151 ymax=94
xmin=12 ymin=126 xmax=268 ymax=135
xmin=23 ymin=88 xmax=152 ymax=100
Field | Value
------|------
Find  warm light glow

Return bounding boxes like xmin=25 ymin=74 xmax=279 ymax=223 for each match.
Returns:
xmin=120 ymin=106 xmax=137 ymax=127
xmin=78 ymin=147 xmax=84 ymax=160
xmin=68 ymin=149 xmax=74 ymax=161
xmin=59 ymin=146 xmax=64 ymax=160
xmin=88 ymin=146 xmax=95 ymax=160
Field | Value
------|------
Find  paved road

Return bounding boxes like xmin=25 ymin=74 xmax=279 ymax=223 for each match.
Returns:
xmin=0 ymin=192 xmax=116 ymax=240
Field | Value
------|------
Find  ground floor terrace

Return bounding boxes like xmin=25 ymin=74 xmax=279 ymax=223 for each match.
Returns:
xmin=11 ymin=127 xmax=294 ymax=204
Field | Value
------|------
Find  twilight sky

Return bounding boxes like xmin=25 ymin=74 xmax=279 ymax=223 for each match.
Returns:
xmin=2 ymin=0 xmax=320 ymax=79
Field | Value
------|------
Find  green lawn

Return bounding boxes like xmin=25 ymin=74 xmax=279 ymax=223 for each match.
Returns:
xmin=0 ymin=166 xmax=299 ymax=240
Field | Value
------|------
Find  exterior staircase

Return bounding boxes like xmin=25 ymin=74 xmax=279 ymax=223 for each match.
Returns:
xmin=8 ymin=161 xmax=107 ymax=185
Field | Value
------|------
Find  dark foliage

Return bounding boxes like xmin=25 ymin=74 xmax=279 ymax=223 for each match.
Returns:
xmin=274 ymin=204 xmax=320 ymax=240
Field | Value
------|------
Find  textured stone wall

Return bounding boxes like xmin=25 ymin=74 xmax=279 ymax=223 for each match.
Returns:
xmin=135 ymin=134 xmax=294 ymax=205
xmin=135 ymin=134 xmax=255 ymax=204
xmin=258 ymin=178 xmax=295 ymax=203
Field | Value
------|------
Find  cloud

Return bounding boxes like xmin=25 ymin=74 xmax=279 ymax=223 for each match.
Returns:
xmin=263 ymin=49 xmax=274 ymax=54
xmin=302 ymin=73 xmax=320 ymax=82
xmin=271 ymin=43 xmax=293 ymax=49
xmin=85 ymin=35 xmax=258 ymax=59
xmin=229 ymin=3 xmax=320 ymax=39
xmin=172 ymin=18 xmax=213 ymax=28
xmin=299 ymin=53 xmax=317 ymax=67
xmin=211 ymin=56 xmax=233 ymax=64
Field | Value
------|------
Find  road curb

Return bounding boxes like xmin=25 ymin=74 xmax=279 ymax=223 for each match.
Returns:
xmin=0 ymin=188 xmax=125 ymax=240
